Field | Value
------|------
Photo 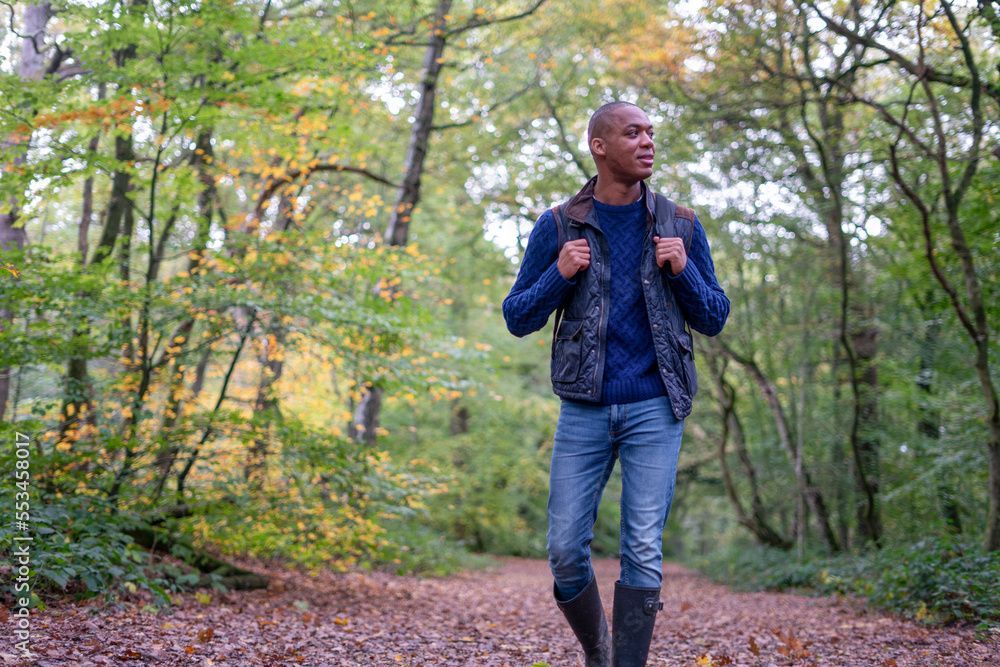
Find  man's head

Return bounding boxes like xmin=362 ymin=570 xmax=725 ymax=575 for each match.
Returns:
xmin=587 ymin=101 xmax=655 ymax=182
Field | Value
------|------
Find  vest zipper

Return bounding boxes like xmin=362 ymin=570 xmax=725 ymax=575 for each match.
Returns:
xmin=593 ymin=228 xmax=610 ymax=398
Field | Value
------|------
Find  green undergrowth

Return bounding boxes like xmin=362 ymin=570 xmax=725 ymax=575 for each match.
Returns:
xmin=685 ymin=535 xmax=999 ymax=629
xmin=0 ymin=417 xmax=488 ymax=609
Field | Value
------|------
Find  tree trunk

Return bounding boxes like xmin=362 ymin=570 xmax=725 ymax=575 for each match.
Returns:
xmin=350 ymin=384 xmax=382 ymax=446
xmin=244 ymin=187 xmax=300 ymax=486
xmin=915 ymin=305 xmax=962 ymax=532
xmin=127 ymin=523 xmax=268 ymax=590
xmin=449 ymin=400 xmax=470 ymax=435
xmin=60 ymin=3 xmax=144 ymax=448
xmin=67 ymin=133 xmax=135 ymax=438
xmin=818 ymin=101 xmax=881 ymax=549
xmin=0 ymin=2 xmax=53 ymax=422
xmin=383 ymin=0 xmax=452 ymax=247
xmin=850 ymin=299 xmax=882 ymax=547
xmin=720 ymin=341 xmax=841 ymax=552
xmin=830 ymin=338 xmax=850 ymax=549
xmin=776 ymin=12 xmax=882 ymax=548
xmin=245 ymin=323 xmax=287 ymax=486
xmin=812 ymin=0 xmax=995 ymax=550
xmin=152 ymin=129 xmax=216 ymax=498
xmin=707 ymin=350 xmax=791 ymax=549
xmin=353 ymin=0 xmax=452 ymax=445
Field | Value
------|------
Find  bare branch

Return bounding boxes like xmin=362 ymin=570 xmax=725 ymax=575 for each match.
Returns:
xmin=886 ymin=141 xmax=978 ymax=342
xmin=1 ymin=0 xmax=49 ymax=54
xmin=803 ymin=0 xmax=1000 ymax=103
xmin=941 ymin=0 xmax=985 ymax=210
xmin=538 ymin=82 xmax=591 ymax=180
xmin=445 ymin=0 xmax=548 ymax=37
xmin=430 ymin=79 xmax=536 ymax=131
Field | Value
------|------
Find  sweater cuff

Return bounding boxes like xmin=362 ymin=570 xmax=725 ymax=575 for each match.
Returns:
xmin=664 ymin=259 xmax=703 ymax=292
xmin=540 ymin=260 xmax=577 ymax=295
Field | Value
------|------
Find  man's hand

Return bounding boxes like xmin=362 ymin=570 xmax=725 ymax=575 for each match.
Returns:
xmin=653 ymin=235 xmax=687 ymax=276
xmin=557 ymin=239 xmax=590 ymax=279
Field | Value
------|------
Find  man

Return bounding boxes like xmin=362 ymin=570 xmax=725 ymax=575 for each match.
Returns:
xmin=501 ymin=101 xmax=730 ymax=666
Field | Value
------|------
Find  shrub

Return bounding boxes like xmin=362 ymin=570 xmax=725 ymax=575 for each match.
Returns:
xmin=685 ymin=535 xmax=999 ymax=626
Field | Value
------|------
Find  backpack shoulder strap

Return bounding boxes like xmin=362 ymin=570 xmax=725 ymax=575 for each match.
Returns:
xmin=654 ymin=194 xmax=697 ymax=341
xmin=551 ymin=203 xmax=569 ymax=250
xmin=653 ymin=193 xmax=695 ymax=253
xmin=549 ymin=203 xmax=569 ymax=340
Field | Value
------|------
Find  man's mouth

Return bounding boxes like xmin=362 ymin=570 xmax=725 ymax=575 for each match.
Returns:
xmin=639 ymin=155 xmax=654 ymax=166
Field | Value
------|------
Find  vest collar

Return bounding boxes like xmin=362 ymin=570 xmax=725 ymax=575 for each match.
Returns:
xmin=563 ymin=176 xmax=657 ymax=229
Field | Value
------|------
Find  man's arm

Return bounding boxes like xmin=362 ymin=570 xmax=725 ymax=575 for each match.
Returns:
xmin=501 ymin=210 xmax=578 ymax=337
xmin=664 ymin=215 xmax=730 ymax=336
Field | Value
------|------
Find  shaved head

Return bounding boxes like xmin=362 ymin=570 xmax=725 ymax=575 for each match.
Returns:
xmin=587 ymin=101 xmax=641 ymax=144
xmin=585 ymin=101 xmax=655 ymax=182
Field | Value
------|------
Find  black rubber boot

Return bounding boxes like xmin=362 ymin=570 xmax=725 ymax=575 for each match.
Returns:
xmin=554 ymin=575 xmax=612 ymax=667
xmin=611 ymin=580 xmax=662 ymax=666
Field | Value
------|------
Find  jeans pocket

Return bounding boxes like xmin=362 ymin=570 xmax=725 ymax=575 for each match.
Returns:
xmin=552 ymin=318 xmax=585 ymax=383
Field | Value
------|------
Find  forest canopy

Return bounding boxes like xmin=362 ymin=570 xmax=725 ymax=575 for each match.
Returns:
xmin=0 ymin=0 xmax=997 ymax=624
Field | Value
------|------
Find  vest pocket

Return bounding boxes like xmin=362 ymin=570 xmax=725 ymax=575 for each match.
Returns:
xmin=676 ymin=330 xmax=699 ymax=396
xmin=552 ymin=318 xmax=585 ymax=383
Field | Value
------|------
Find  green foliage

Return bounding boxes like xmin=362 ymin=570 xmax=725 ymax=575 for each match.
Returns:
xmin=375 ymin=518 xmax=496 ymax=577
xmin=0 ymin=420 xmax=178 ymax=606
xmin=179 ymin=413 xmax=470 ymax=576
xmin=686 ymin=536 xmax=1000 ymax=626
xmin=0 ymin=494 xmax=148 ymax=605
xmin=381 ymin=393 xmax=554 ymax=557
xmin=862 ymin=538 xmax=1000 ymax=626
xmin=0 ymin=246 xmax=132 ymax=370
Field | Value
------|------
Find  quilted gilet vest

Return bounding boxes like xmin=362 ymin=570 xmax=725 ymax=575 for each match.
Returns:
xmin=549 ymin=178 xmax=699 ymax=419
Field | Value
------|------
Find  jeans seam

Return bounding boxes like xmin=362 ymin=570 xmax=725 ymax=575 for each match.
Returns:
xmin=592 ymin=447 xmax=616 ymax=523
xmin=620 ymin=506 xmax=628 ymax=585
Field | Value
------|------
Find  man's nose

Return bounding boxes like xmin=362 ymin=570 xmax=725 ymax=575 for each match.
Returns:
xmin=641 ymin=132 xmax=654 ymax=147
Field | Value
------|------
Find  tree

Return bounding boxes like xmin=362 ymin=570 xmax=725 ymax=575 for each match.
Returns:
xmin=0 ymin=2 xmax=57 ymax=421
xmin=802 ymin=0 xmax=999 ymax=550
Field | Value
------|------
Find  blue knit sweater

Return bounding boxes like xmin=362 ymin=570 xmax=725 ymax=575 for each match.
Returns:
xmin=502 ymin=196 xmax=730 ymax=405
xmin=592 ymin=196 xmax=663 ymax=404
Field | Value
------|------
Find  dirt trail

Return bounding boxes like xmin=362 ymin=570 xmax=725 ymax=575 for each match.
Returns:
xmin=5 ymin=556 xmax=997 ymax=666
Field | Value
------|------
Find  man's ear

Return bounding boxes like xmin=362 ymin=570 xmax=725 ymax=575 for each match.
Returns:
xmin=590 ymin=137 xmax=605 ymax=158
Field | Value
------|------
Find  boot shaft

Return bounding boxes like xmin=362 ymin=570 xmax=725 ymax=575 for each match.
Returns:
xmin=611 ymin=580 xmax=662 ymax=667
xmin=554 ymin=575 xmax=612 ymax=667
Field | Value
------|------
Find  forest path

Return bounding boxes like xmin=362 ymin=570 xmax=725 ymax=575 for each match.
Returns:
xmin=9 ymin=556 xmax=998 ymax=666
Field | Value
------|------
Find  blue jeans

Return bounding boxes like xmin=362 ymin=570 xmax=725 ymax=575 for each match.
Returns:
xmin=547 ymin=394 xmax=685 ymax=601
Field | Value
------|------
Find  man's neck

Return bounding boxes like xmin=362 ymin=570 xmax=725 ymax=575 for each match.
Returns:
xmin=593 ymin=176 xmax=642 ymax=206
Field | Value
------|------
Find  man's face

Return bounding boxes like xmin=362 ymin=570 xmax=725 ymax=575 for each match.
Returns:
xmin=593 ymin=106 xmax=655 ymax=181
